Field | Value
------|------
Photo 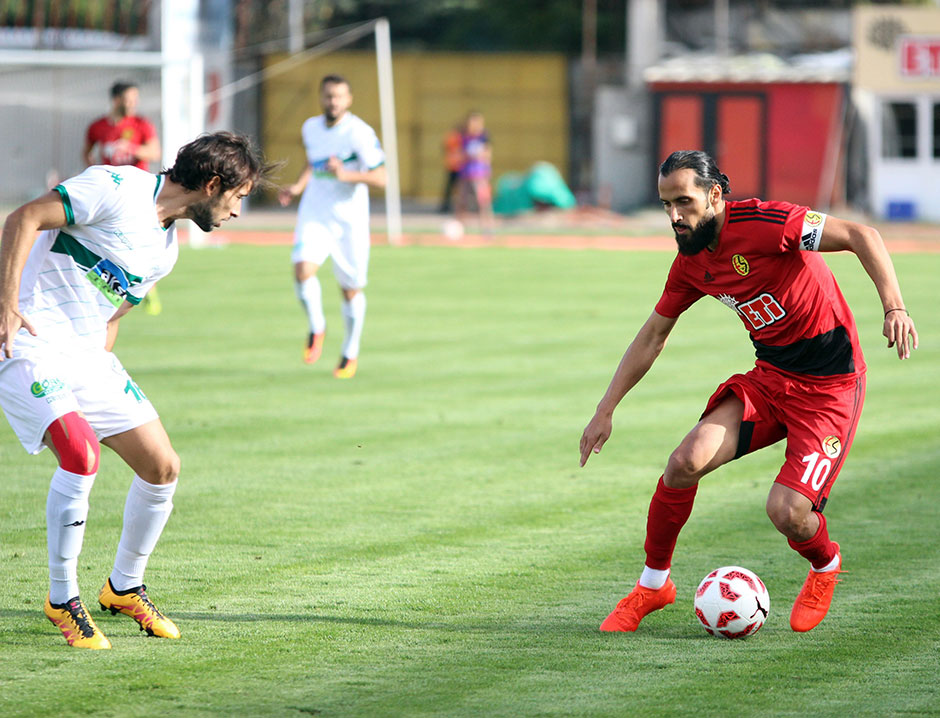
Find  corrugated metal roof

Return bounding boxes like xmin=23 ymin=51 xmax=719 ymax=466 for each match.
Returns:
xmin=644 ymin=50 xmax=852 ymax=84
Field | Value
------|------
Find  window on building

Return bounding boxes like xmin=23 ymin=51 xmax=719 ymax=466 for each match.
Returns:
xmin=933 ymin=102 xmax=940 ymax=159
xmin=882 ymin=102 xmax=917 ymax=159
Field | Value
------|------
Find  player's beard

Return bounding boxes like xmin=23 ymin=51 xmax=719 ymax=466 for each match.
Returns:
xmin=674 ymin=213 xmax=719 ymax=256
xmin=189 ymin=196 xmax=221 ymax=232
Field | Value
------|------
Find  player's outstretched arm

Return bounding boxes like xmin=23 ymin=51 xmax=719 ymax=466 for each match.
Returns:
xmin=579 ymin=311 xmax=677 ymax=466
xmin=0 ymin=192 xmax=68 ymax=359
xmin=278 ymin=165 xmax=312 ymax=206
xmin=818 ymin=216 xmax=918 ymax=360
xmin=329 ymin=159 xmax=387 ymax=189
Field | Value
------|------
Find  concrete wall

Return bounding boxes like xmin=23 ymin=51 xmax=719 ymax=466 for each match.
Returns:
xmin=593 ymin=86 xmax=654 ymax=211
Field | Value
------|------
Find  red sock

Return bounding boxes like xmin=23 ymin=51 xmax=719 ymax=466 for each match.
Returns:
xmin=643 ymin=476 xmax=698 ymax=570
xmin=787 ymin=511 xmax=838 ymax=569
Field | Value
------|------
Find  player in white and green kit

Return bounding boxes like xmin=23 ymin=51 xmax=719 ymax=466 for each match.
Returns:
xmin=279 ymin=74 xmax=386 ymax=379
xmin=0 ymin=132 xmax=273 ymax=649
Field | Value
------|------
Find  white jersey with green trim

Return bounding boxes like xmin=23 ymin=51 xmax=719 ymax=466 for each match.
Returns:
xmin=16 ymin=165 xmax=178 ymax=352
xmin=297 ymin=113 xmax=384 ymax=229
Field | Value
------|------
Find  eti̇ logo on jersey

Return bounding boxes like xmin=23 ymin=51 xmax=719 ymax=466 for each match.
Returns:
xmin=821 ymin=435 xmax=842 ymax=458
xmin=732 ymin=254 xmax=750 ymax=276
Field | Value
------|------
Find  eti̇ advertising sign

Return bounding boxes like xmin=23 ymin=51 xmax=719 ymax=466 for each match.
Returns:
xmin=899 ymin=36 xmax=940 ymax=77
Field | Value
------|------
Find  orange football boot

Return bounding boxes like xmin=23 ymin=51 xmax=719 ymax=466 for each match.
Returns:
xmin=600 ymin=579 xmax=677 ymax=632
xmin=304 ymin=332 xmax=324 ymax=364
xmin=790 ymin=543 xmax=842 ymax=632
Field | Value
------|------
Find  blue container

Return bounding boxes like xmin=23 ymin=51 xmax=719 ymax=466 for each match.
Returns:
xmin=886 ymin=200 xmax=917 ymax=221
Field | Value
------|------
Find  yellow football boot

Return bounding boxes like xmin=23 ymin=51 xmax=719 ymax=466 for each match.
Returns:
xmin=98 ymin=579 xmax=180 ymax=639
xmin=333 ymin=356 xmax=357 ymax=379
xmin=44 ymin=595 xmax=112 ymax=649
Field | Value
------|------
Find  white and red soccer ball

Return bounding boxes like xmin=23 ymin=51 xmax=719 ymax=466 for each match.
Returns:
xmin=693 ymin=566 xmax=770 ymax=639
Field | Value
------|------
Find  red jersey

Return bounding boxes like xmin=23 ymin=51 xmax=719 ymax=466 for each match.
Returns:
xmin=654 ymin=198 xmax=865 ymax=379
xmin=85 ymin=115 xmax=157 ymax=170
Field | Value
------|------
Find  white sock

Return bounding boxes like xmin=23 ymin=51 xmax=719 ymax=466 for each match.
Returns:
xmin=47 ymin=468 xmax=96 ymax=604
xmin=340 ymin=292 xmax=366 ymax=359
xmin=638 ymin=565 xmax=670 ymax=590
xmin=295 ymin=276 xmax=326 ymax=335
xmin=110 ymin=475 xmax=177 ymax=591
xmin=811 ymin=552 xmax=841 ymax=573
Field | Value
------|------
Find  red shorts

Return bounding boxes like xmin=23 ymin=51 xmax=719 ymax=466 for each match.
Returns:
xmin=703 ymin=365 xmax=866 ymax=511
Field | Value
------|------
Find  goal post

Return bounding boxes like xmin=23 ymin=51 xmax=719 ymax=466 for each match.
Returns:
xmin=374 ymin=18 xmax=402 ymax=245
xmin=205 ymin=18 xmax=402 ymax=245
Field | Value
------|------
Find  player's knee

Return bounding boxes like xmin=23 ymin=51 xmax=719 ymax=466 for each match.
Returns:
xmin=45 ymin=412 xmax=100 ymax=475
xmin=666 ymin=445 xmax=707 ymax=483
xmin=156 ymin=450 xmax=181 ymax=484
xmin=139 ymin=449 xmax=181 ymax=485
xmin=765 ymin=494 xmax=808 ymax=535
xmin=294 ymin=262 xmax=318 ymax=282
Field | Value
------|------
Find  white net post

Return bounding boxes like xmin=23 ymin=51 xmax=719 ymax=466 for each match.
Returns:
xmin=375 ymin=18 xmax=402 ymax=245
xmin=161 ymin=0 xmax=205 ymax=247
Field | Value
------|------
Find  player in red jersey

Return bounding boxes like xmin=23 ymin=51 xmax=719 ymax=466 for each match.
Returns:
xmin=84 ymin=81 xmax=165 ymax=314
xmin=580 ymin=150 xmax=918 ymax=633
xmin=83 ymin=81 xmax=161 ymax=171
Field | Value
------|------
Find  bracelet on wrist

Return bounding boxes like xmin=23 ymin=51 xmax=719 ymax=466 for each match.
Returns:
xmin=884 ymin=308 xmax=909 ymax=318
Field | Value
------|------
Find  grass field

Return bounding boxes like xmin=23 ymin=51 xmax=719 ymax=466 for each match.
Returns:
xmin=1 ymin=243 xmax=938 ymax=718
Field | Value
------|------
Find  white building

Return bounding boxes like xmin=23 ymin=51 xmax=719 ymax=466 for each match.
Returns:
xmin=854 ymin=5 xmax=940 ymax=222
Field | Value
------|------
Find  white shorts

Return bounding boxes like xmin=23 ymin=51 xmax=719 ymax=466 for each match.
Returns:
xmin=0 ymin=347 xmax=158 ymax=455
xmin=290 ymin=217 xmax=370 ymax=290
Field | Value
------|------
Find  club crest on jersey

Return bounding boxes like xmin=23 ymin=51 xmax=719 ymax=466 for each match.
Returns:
xmin=821 ymin=435 xmax=842 ymax=458
xmin=732 ymin=254 xmax=750 ymax=276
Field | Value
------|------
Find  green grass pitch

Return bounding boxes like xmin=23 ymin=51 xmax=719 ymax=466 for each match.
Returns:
xmin=1 ymin=243 xmax=938 ymax=717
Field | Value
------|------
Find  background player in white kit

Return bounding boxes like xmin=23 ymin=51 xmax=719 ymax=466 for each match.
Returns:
xmin=0 ymin=132 xmax=274 ymax=649
xmin=279 ymin=74 xmax=386 ymax=379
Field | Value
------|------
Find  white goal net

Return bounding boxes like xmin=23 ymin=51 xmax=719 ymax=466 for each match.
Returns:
xmin=0 ymin=49 xmax=205 ymax=211
xmin=0 ymin=59 xmax=163 ymax=206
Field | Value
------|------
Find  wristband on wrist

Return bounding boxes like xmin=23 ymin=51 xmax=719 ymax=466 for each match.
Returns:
xmin=884 ymin=308 xmax=909 ymax=318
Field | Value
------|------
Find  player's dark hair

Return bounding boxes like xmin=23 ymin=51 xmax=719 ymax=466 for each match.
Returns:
xmin=110 ymin=80 xmax=138 ymax=98
xmin=320 ymin=74 xmax=349 ymax=91
xmin=163 ymin=131 xmax=280 ymax=193
xmin=659 ymin=150 xmax=731 ymax=195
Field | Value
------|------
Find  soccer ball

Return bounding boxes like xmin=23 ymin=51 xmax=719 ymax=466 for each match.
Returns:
xmin=693 ymin=566 xmax=770 ymax=639
xmin=442 ymin=218 xmax=464 ymax=241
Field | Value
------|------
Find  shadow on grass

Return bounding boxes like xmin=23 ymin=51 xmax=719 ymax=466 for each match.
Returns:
xmin=3 ymin=606 xmax=709 ymax=641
